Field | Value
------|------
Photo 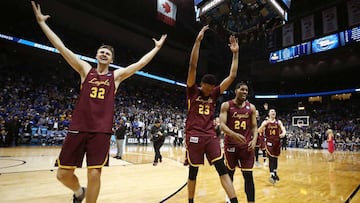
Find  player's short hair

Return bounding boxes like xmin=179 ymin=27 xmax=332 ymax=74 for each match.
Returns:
xmin=267 ymin=107 xmax=277 ymax=116
xmin=235 ymin=81 xmax=248 ymax=90
xmin=98 ymin=44 xmax=115 ymax=60
xmin=201 ymin=74 xmax=217 ymax=85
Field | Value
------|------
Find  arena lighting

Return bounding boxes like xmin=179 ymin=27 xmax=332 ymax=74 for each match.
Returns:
xmin=198 ymin=0 xmax=225 ymax=16
xmin=255 ymin=95 xmax=279 ymax=99
xmin=267 ymin=0 xmax=287 ymax=20
xmin=255 ymin=88 xmax=358 ymax=99
xmin=0 ymin=33 xmax=186 ymax=87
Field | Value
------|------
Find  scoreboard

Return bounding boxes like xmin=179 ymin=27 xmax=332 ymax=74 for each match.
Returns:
xmin=269 ymin=25 xmax=360 ymax=64
xmin=311 ymin=34 xmax=339 ymax=53
xmin=340 ymin=26 xmax=360 ymax=46
xmin=270 ymin=42 xmax=311 ymax=64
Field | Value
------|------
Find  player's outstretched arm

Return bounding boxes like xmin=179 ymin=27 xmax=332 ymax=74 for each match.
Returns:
xmin=114 ymin=34 xmax=167 ymax=83
xmin=219 ymin=35 xmax=239 ymax=93
xmin=31 ymin=1 xmax=91 ymax=80
xmin=187 ymin=25 xmax=209 ymax=87
xmin=258 ymin=120 xmax=268 ymax=134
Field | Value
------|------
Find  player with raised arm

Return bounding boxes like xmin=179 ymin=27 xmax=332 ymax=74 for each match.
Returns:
xmin=185 ymin=25 xmax=239 ymax=203
xmin=31 ymin=2 xmax=166 ymax=202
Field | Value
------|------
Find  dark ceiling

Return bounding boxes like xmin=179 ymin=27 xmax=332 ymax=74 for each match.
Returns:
xmin=1 ymin=0 xmax=359 ymax=94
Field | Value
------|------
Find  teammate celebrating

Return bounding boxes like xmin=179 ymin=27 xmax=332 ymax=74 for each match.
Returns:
xmin=258 ymin=108 xmax=286 ymax=184
xmin=185 ymin=25 xmax=239 ymax=203
xmin=220 ymin=82 xmax=258 ymax=203
xmin=31 ymin=1 xmax=166 ymax=202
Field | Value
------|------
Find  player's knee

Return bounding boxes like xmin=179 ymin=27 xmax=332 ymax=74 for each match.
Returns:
xmin=188 ymin=165 xmax=199 ymax=180
xmin=227 ymin=167 xmax=235 ymax=181
xmin=214 ymin=159 xmax=227 ymax=176
xmin=56 ymin=168 xmax=74 ymax=182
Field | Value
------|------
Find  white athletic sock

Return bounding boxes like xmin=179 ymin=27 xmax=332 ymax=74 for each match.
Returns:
xmin=74 ymin=187 xmax=83 ymax=197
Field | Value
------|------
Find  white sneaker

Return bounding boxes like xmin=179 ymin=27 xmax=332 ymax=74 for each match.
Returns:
xmin=268 ymin=175 xmax=276 ymax=185
xmin=225 ymin=195 xmax=230 ymax=203
xmin=255 ymin=161 xmax=262 ymax=167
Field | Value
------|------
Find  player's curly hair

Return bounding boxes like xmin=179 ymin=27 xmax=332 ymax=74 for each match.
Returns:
xmin=201 ymin=74 xmax=217 ymax=85
xmin=235 ymin=81 xmax=248 ymax=89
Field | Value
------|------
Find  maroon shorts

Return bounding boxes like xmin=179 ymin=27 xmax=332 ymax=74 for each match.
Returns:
xmin=224 ymin=144 xmax=255 ymax=170
xmin=265 ymin=140 xmax=281 ymax=157
xmin=256 ymin=135 xmax=265 ymax=150
xmin=186 ymin=135 xmax=222 ymax=166
xmin=56 ymin=132 xmax=111 ymax=169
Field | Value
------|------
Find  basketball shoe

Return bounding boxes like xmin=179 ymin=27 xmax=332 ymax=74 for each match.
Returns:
xmin=73 ymin=187 xmax=86 ymax=203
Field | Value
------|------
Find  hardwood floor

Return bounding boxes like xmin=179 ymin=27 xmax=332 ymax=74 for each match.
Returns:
xmin=0 ymin=143 xmax=359 ymax=203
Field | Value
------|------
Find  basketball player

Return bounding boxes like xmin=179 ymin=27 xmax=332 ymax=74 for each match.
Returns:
xmin=219 ymin=82 xmax=258 ymax=203
xmin=326 ymin=129 xmax=335 ymax=161
xmin=258 ymin=108 xmax=286 ymax=184
xmin=31 ymin=2 xmax=167 ymax=202
xmin=185 ymin=25 xmax=239 ymax=203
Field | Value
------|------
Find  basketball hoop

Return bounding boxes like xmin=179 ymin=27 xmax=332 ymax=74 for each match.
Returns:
xmin=296 ymin=120 xmax=304 ymax=128
xmin=292 ymin=115 xmax=309 ymax=128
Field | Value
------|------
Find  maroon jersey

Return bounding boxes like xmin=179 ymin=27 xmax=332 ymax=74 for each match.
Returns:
xmin=264 ymin=120 xmax=281 ymax=143
xmin=224 ymin=100 xmax=254 ymax=147
xmin=185 ymin=84 xmax=220 ymax=137
xmin=69 ymin=68 xmax=116 ymax=133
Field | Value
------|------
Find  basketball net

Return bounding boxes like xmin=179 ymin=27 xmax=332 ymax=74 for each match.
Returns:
xmin=297 ymin=120 xmax=304 ymax=128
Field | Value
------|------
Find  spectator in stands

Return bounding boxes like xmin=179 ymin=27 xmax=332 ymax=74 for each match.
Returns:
xmin=5 ymin=115 xmax=21 ymax=146
xmin=142 ymin=124 xmax=149 ymax=145
xmin=176 ymin=125 xmax=185 ymax=147
xmin=31 ymin=2 xmax=166 ymax=202
xmin=0 ymin=126 xmax=6 ymax=147
xmin=21 ymin=119 xmax=32 ymax=144
xmin=114 ymin=119 xmax=127 ymax=159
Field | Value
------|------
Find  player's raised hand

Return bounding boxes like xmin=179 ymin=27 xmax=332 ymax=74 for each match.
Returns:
xmin=31 ymin=1 xmax=50 ymax=23
xmin=228 ymin=35 xmax=239 ymax=53
xmin=196 ymin=25 xmax=209 ymax=41
xmin=153 ymin=34 xmax=167 ymax=48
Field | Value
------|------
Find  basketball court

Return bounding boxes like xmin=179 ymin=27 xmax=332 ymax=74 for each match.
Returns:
xmin=1 ymin=142 xmax=359 ymax=203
